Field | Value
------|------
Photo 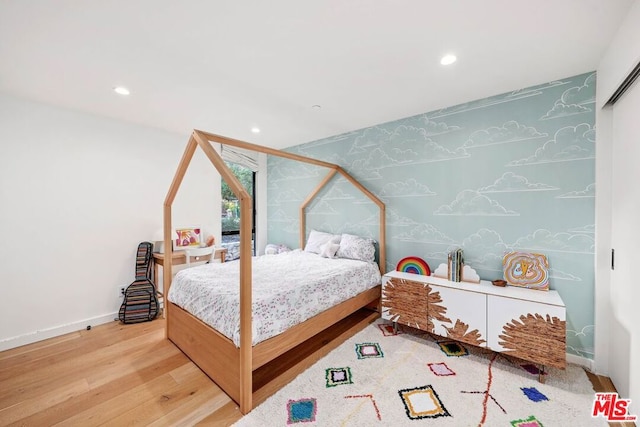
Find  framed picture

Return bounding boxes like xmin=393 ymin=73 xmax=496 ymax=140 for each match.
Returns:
xmin=175 ymin=227 xmax=202 ymax=249
xmin=502 ymin=251 xmax=549 ymax=291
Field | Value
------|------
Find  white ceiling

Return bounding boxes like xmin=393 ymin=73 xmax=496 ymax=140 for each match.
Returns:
xmin=0 ymin=0 xmax=634 ymax=149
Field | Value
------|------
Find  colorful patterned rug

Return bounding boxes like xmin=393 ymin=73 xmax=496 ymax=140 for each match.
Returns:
xmin=234 ymin=321 xmax=607 ymax=426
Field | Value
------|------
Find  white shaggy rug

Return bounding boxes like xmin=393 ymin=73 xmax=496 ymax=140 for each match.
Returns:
xmin=234 ymin=321 xmax=607 ymax=426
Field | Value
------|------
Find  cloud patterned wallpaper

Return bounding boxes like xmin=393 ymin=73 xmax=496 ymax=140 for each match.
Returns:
xmin=267 ymin=72 xmax=596 ymax=359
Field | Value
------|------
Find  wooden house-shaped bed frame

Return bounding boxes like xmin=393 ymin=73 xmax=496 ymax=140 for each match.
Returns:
xmin=163 ymin=130 xmax=386 ymax=414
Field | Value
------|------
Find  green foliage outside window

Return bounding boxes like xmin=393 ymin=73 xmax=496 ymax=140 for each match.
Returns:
xmin=221 ymin=163 xmax=253 ymax=201
xmin=221 ymin=162 xmax=253 ymax=233
xmin=222 ymin=216 xmax=240 ymax=232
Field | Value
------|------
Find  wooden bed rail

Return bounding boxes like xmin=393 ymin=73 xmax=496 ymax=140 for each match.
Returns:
xmin=193 ymin=129 xmax=338 ymax=169
xmin=163 ymin=129 xmax=386 ymax=413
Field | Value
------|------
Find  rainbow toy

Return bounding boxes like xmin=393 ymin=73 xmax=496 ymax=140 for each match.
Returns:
xmin=396 ymin=256 xmax=431 ymax=276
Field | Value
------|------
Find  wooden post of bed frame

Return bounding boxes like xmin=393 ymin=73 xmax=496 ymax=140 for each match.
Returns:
xmin=163 ymin=136 xmax=199 ymax=338
xmin=237 ymin=190 xmax=253 ymax=412
xmin=193 ymin=131 xmax=254 ymax=413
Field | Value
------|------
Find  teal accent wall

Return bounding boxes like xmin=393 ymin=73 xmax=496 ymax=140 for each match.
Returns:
xmin=267 ymin=72 xmax=596 ymax=359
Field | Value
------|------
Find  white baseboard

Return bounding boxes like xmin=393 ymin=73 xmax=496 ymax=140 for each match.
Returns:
xmin=567 ymin=352 xmax=595 ymax=371
xmin=0 ymin=312 xmax=118 ymax=352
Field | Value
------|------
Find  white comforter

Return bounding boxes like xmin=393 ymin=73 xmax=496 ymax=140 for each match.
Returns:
xmin=167 ymin=249 xmax=381 ymax=346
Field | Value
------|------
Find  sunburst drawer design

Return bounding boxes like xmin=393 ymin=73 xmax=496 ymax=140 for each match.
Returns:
xmin=430 ymin=285 xmax=487 ymax=347
xmin=487 ymin=296 xmax=566 ymax=369
xmin=382 ymin=275 xmax=487 ymax=347
xmin=381 ymin=277 xmax=431 ymax=330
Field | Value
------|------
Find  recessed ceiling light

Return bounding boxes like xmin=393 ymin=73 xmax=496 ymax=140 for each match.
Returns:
xmin=440 ymin=54 xmax=457 ymax=66
xmin=251 ymin=126 xmax=260 ymax=134
xmin=113 ymin=86 xmax=130 ymax=95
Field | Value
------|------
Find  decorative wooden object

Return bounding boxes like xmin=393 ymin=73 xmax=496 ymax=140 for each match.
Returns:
xmin=163 ymin=129 xmax=386 ymax=414
xmin=381 ymin=270 xmax=566 ymax=379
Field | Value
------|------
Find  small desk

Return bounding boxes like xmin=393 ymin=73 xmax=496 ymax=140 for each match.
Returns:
xmin=152 ymin=248 xmax=227 ymax=298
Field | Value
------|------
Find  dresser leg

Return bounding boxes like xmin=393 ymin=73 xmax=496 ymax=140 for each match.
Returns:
xmin=539 ymin=365 xmax=546 ymax=383
xmin=393 ymin=321 xmax=398 ymax=335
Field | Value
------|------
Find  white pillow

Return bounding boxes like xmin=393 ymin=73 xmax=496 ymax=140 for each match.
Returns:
xmin=336 ymin=233 xmax=376 ymax=262
xmin=276 ymin=244 xmax=291 ymax=254
xmin=265 ymin=244 xmax=292 ymax=255
xmin=319 ymin=242 xmax=340 ymax=258
xmin=264 ymin=244 xmax=279 ymax=255
xmin=304 ymin=230 xmax=341 ymax=254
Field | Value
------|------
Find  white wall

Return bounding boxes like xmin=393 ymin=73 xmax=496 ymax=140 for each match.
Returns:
xmin=0 ymin=94 xmax=221 ymax=350
xmin=595 ymin=0 xmax=640 ymax=409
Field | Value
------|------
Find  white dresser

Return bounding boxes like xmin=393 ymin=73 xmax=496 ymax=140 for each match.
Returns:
xmin=381 ymin=270 xmax=566 ymax=373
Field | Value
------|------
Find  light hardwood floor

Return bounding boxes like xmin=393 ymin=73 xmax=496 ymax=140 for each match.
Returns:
xmin=0 ymin=312 xmax=633 ymax=427
xmin=0 ymin=310 xmax=377 ymax=426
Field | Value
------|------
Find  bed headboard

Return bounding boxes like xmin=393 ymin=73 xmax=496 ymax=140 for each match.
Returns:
xmin=298 ymin=167 xmax=385 ymax=273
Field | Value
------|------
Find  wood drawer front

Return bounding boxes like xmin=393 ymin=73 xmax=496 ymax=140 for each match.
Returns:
xmin=487 ymin=296 xmax=566 ymax=369
xmin=381 ymin=277 xmax=430 ymax=331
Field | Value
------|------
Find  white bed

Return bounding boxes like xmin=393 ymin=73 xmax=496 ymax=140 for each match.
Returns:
xmin=168 ymin=249 xmax=382 ymax=346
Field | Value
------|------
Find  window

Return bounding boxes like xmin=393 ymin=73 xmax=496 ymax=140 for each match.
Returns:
xmin=221 ymin=161 xmax=255 ymax=259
